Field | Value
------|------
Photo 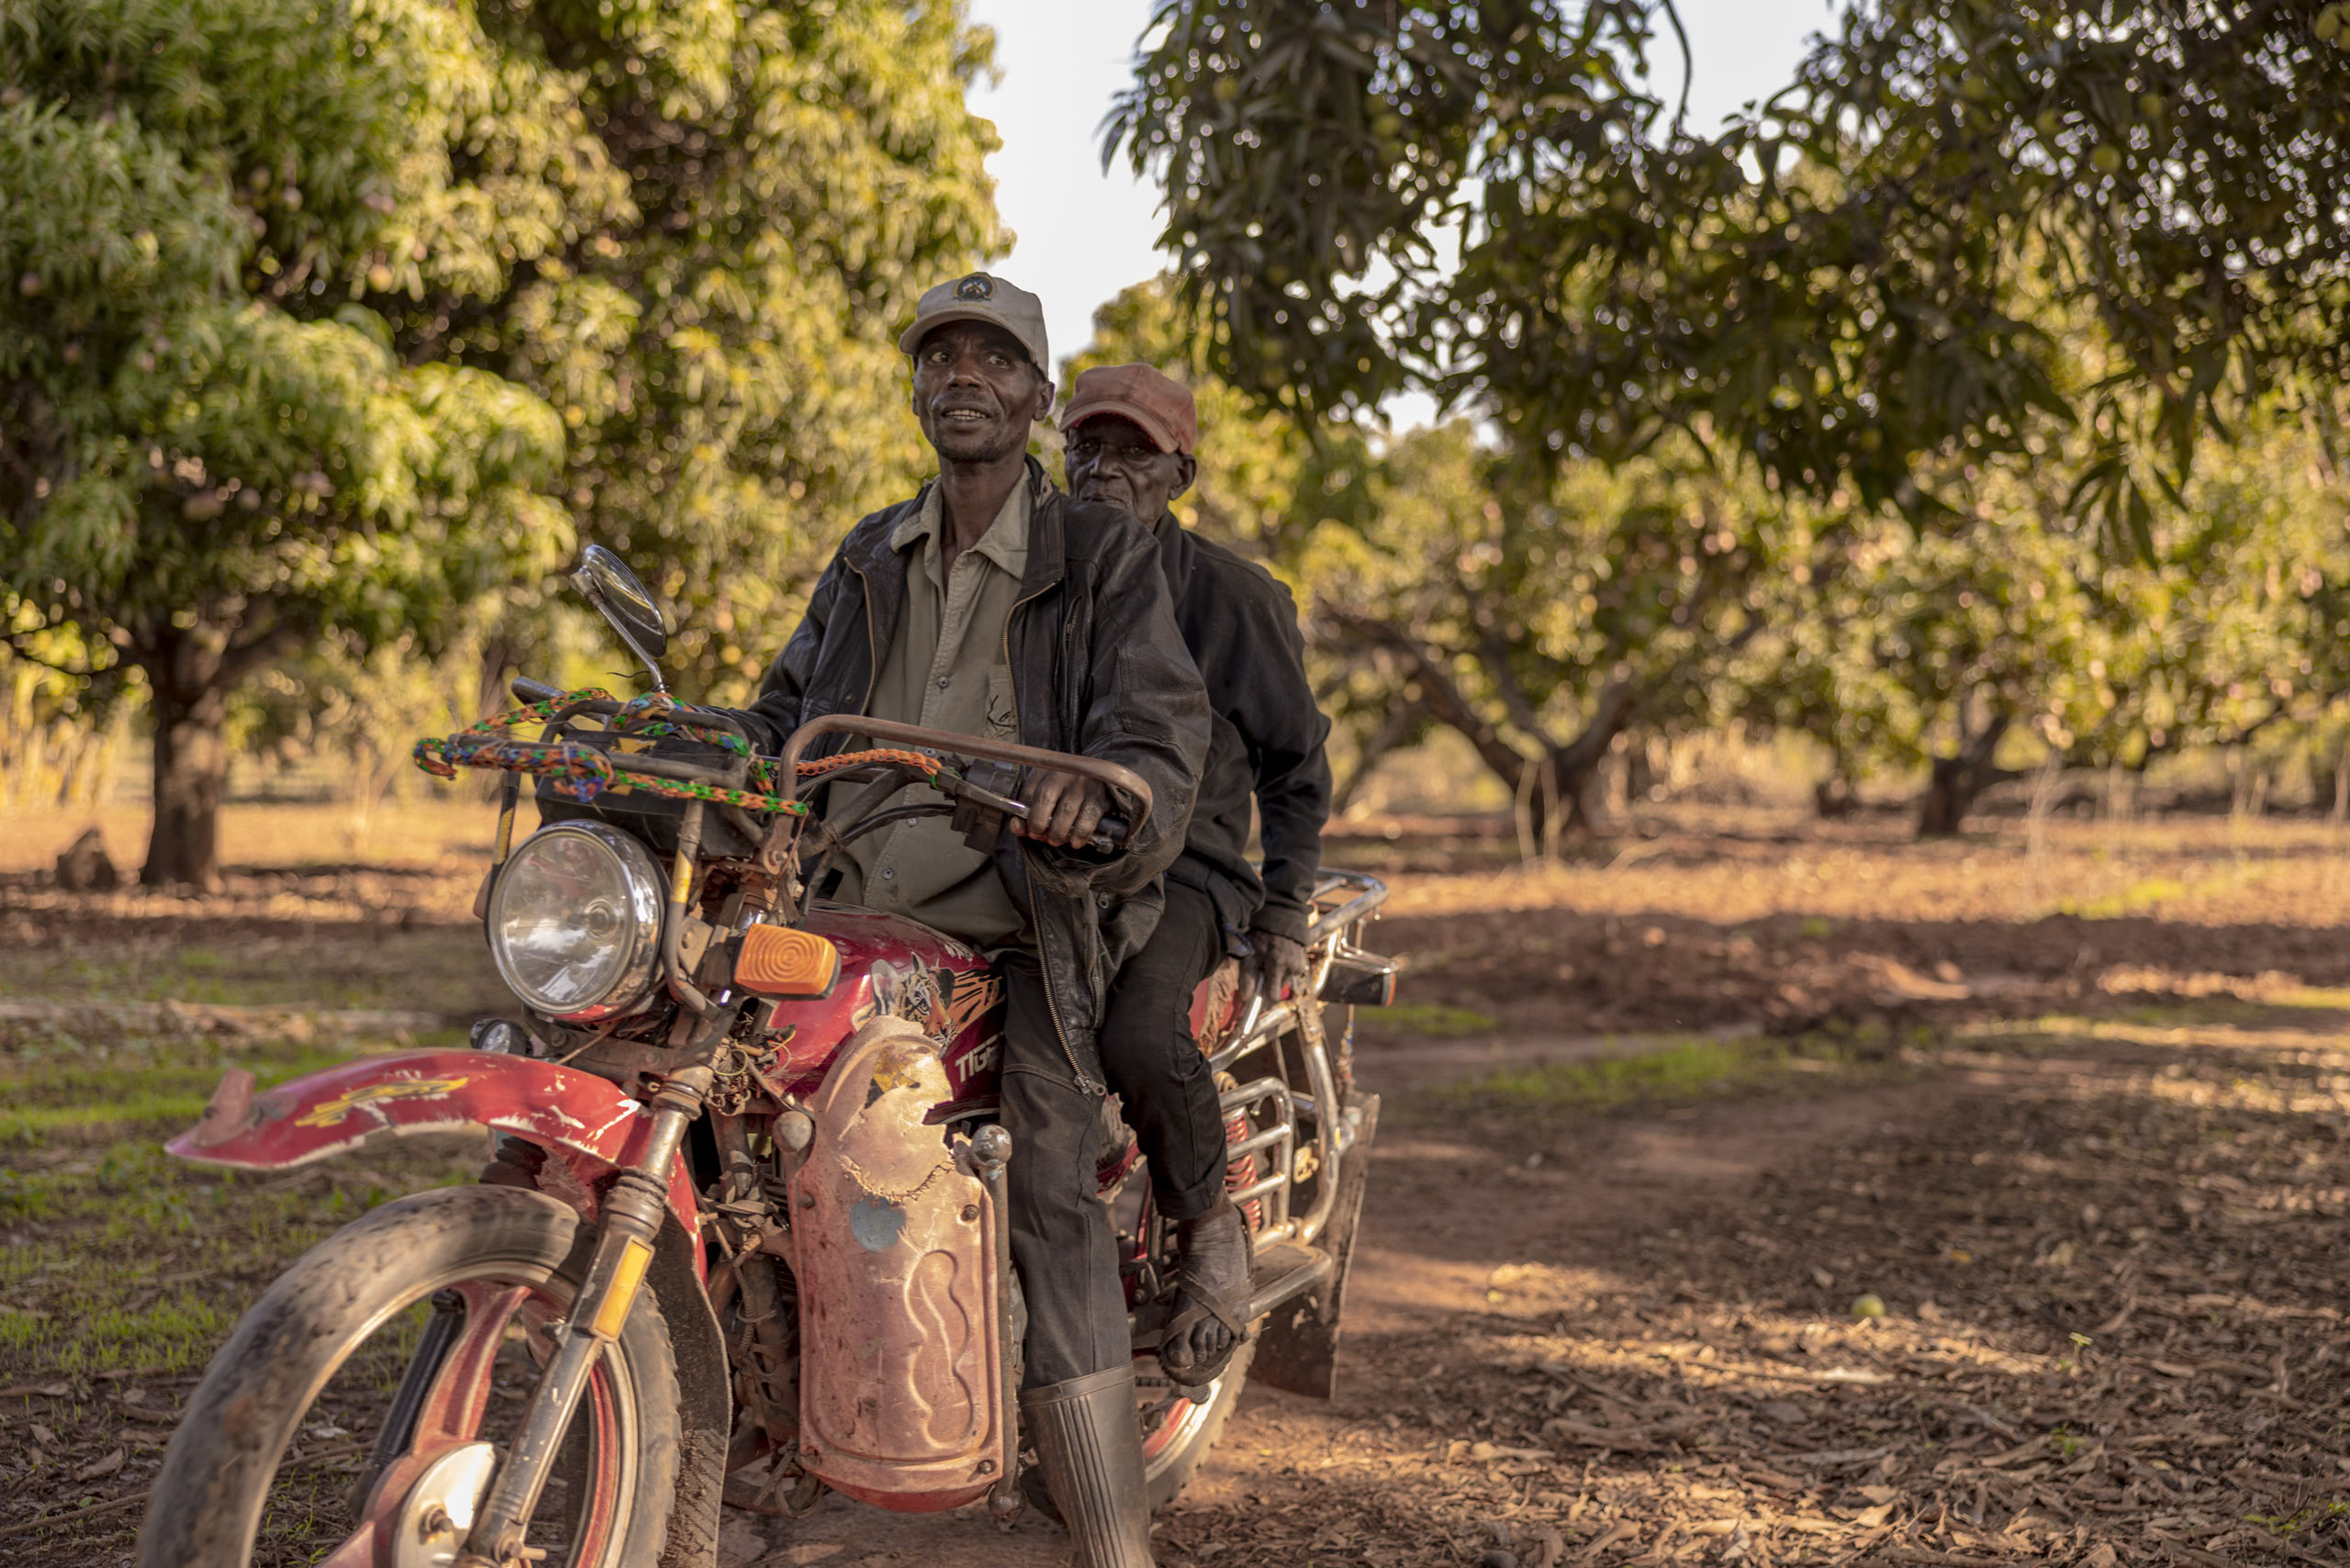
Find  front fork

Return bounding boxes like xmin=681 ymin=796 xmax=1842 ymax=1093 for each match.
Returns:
xmin=457 ymin=1062 xmax=711 ymax=1567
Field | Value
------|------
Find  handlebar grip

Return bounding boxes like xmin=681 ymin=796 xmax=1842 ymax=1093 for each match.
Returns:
xmin=511 ymin=675 xmax=564 ymax=704
xmin=1086 ymin=813 xmax=1132 ymax=855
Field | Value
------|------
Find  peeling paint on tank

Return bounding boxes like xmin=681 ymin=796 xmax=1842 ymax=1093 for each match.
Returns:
xmin=848 ymin=1194 xmax=906 ymax=1251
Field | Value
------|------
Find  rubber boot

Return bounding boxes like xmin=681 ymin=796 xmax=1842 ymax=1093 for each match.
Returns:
xmin=1021 ymin=1364 xmax=1156 ymax=1568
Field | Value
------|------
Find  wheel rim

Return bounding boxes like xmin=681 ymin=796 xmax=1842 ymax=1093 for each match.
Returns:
xmin=1116 ymin=1154 xmax=1249 ymax=1484
xmin=260 ymin=1265 xmax=638 ymax=1568
xmin=1136 ymin=1358 xmax=1223 ymax=1474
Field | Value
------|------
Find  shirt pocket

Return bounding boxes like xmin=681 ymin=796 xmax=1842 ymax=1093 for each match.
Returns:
xmin=985 ymin=665 xmax=1020 ymax=742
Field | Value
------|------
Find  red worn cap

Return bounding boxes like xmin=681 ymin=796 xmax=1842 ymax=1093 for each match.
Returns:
xmin=1059 ymin=364 xmax=1199 ymax=454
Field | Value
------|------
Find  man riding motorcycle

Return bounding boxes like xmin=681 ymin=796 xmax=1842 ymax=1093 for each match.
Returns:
xmin=726 ymin=274 xmax=1208 ymax=1568
xmin=1060 ymin=364 xmax=1333 ymax=1390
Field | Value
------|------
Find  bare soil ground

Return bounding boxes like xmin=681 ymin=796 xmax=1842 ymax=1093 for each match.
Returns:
xmin=2 ymin=802 xmax=2345 ymax=1565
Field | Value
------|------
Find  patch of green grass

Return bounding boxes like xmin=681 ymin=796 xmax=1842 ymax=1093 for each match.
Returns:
xmin=2246 ymin=1500 xmax=2349 ymax=1538
xmin=1362 ymin=1002 xmax=1501 ymax=1038
xmin=1798 ymin=915 xmax=1837 ymax=940
xmin=0 ymin=1039 xmax=486 ymax=1384
xmin=0 ymin=926 xmax=504 ymax=1014
xmin=2058 ymin=876 xmax=2190 ymax=918
xmin=1418 ymin=1032 xmax=1917 ymax=1120
xmin=0 ymin=1047 xmax=356 ymax=1145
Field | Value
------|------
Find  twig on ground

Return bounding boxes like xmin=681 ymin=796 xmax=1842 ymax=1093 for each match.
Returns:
xmin=0 ymin=1489 xmax=151 ymax=1540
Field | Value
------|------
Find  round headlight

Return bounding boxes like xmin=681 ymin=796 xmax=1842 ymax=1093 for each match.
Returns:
xmin=487 ymin=823 xmax=666 ymax=1021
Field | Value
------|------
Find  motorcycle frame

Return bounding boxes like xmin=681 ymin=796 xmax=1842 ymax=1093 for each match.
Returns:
xmin=1203 ymin=869 xmax=1387 ymax=1258
xmin=163 ymin=687 xmax=1393 ymax=1566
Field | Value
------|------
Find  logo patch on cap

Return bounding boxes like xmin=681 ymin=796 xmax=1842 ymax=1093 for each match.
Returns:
xmin=954 ymin=274 xmax=994 ymax=300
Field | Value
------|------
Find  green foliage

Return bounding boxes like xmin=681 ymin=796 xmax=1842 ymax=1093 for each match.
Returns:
xmin=0 ymin=0 xmax=1004 ymax=878
xmin=1112 ymin=1 xmax=2350 ymax=540
xmin=1760 ymin=397 xmax=2350 ymax=785
xmin=0 ymin=0 xmax=577 ymax=881
xmin=0 ymin=0 xmax=568 ymax=644
xmin=352 ymin=0 xmax=1004 ymax=700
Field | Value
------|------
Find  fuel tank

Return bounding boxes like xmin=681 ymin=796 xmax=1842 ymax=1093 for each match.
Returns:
xmin=766 ymin=903 xmax=1006 ymax=1104
xmin=789 ymin=1015 xmax=1007 ymax=1512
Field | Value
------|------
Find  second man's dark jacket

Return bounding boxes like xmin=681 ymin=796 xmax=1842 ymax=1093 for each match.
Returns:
xmin=735 ymin=460 xmax=1210 ymax=1088
xmin=1147 ymin=513 xmax=1332 ymax=948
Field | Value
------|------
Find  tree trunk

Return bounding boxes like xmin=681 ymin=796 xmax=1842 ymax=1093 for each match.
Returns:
xmin=1330 ymin=700 xmax=1423 ymax=818
xmin=1542 ymin=675 xmax=1639 ymax=836
xmin=1814 ymin=770 xmax=1858 ymax=819
xmin=140 ymin=622 xmax=237 ymax=890
xmin=1621 ymin=729 xmax=1655 ymax=808
xmin=1917 ymin=712 xmax=2013 ymax=837
xmin=1322 ymin=610 xmax=1638 ymax=841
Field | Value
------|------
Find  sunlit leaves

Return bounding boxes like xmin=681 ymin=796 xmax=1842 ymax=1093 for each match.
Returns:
xmin=1114 ymin=1 xmax=2350 ymax=541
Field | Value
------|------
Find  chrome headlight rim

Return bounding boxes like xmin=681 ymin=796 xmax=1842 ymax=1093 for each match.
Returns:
xmin=487 ymin=821 xmax=666 ymax=1022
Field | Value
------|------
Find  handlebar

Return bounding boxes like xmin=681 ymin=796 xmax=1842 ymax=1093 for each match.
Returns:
xmin=491 ymin=683 xmax=1147 ymax=856
xmin=778 ymin=713 xmax=1153 ymax=837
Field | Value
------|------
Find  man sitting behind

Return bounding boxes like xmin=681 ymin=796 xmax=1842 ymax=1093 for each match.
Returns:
xmin=1061 ymin=364 xmax=1333 ymax=1388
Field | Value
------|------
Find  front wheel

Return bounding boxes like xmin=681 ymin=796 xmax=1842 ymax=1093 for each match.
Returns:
xmin=139 ymin=1183 xmax=679 ymax=1568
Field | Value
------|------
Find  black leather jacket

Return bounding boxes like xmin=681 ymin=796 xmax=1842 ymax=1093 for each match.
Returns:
xmin=1148 ymin=514 xmax=1332 ymax=948
xmin=734 ymin=460 xmax=1209 ymax=1089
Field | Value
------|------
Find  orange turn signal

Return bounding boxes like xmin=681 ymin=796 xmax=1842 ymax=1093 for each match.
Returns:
xmin=736 ymin=924 xmax=841 ymax=998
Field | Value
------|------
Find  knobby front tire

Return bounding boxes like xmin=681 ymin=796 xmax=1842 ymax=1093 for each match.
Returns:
xmin=137 ymin=1184 xmax=679 ymax=1568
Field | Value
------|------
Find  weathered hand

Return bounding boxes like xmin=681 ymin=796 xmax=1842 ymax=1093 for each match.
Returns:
xmin=1240 ymin=928 xmax=1310 ymax=1002
xmin=1013 ymin=769 xmax=1112 ymax=848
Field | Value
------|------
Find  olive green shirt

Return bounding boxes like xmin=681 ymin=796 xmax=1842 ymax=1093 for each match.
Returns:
xmin=825 ymin=479 xmax=1029 ymax=946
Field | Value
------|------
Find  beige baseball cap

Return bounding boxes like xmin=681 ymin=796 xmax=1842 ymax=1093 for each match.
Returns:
xmin=898 ymin=272 xmax=1049 ymax=373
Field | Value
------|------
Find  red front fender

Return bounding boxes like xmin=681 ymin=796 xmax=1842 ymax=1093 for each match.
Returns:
xmin=168 ymin=1050 xmax=703 ymax=1274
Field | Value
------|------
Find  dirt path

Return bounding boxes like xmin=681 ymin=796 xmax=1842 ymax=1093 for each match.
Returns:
xmin=9 ymin=808 xmax=2349 ymax=1565
xmin=722 ymin=1014 xmax=2350 ymax=1567
xmin=718 ymin=1061 xmax=1965 ymax=1566
xmin=714 ymin=1056 xmax=1935 ymax=1568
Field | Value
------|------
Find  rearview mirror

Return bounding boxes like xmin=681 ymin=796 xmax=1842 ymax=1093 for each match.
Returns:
xmin=572 ymin=545 xmax=668 ymax=690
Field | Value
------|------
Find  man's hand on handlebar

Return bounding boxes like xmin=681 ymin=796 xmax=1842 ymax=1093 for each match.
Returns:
xmin=1014 ymin=770 xmax=1113 ymax=849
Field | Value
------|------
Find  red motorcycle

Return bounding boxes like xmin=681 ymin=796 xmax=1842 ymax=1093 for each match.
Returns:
xmin=139 ymin=549 xmax=1395 ymax=1568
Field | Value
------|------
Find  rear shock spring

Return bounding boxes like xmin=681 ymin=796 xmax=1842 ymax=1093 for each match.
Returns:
xmin=1214 ymin=1070 xmax=1264 ymax=1230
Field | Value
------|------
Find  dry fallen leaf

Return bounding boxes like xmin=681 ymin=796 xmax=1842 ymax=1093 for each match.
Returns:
xmin=1578 ymin=1520 xmax=1638 ymax=1557
xmin=74 ymin=1445 xmax=126 ymax=1481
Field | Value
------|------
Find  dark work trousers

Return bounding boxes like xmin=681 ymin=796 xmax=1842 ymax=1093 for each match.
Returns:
xmin=1000 ymin=955 xmax=1130 ymax=1389
xmin=1096 ymin=879 xmax=1228 ymax=1225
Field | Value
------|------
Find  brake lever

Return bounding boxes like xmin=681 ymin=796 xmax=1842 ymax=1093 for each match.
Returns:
xmin=941 ymin=758 xmax=1132 ymax=854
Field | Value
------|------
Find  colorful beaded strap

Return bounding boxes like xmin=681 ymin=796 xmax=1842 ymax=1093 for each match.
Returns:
xmin=414 ymin=689 xmax=967 ymax=815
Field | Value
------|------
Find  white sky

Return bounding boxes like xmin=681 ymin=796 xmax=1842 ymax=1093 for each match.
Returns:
xmin=964 ymin=0 xmax=1841 ymax=382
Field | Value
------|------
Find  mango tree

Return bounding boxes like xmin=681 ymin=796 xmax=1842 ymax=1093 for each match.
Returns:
xmin=0 ymin=0 xmax=567 ymax=887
